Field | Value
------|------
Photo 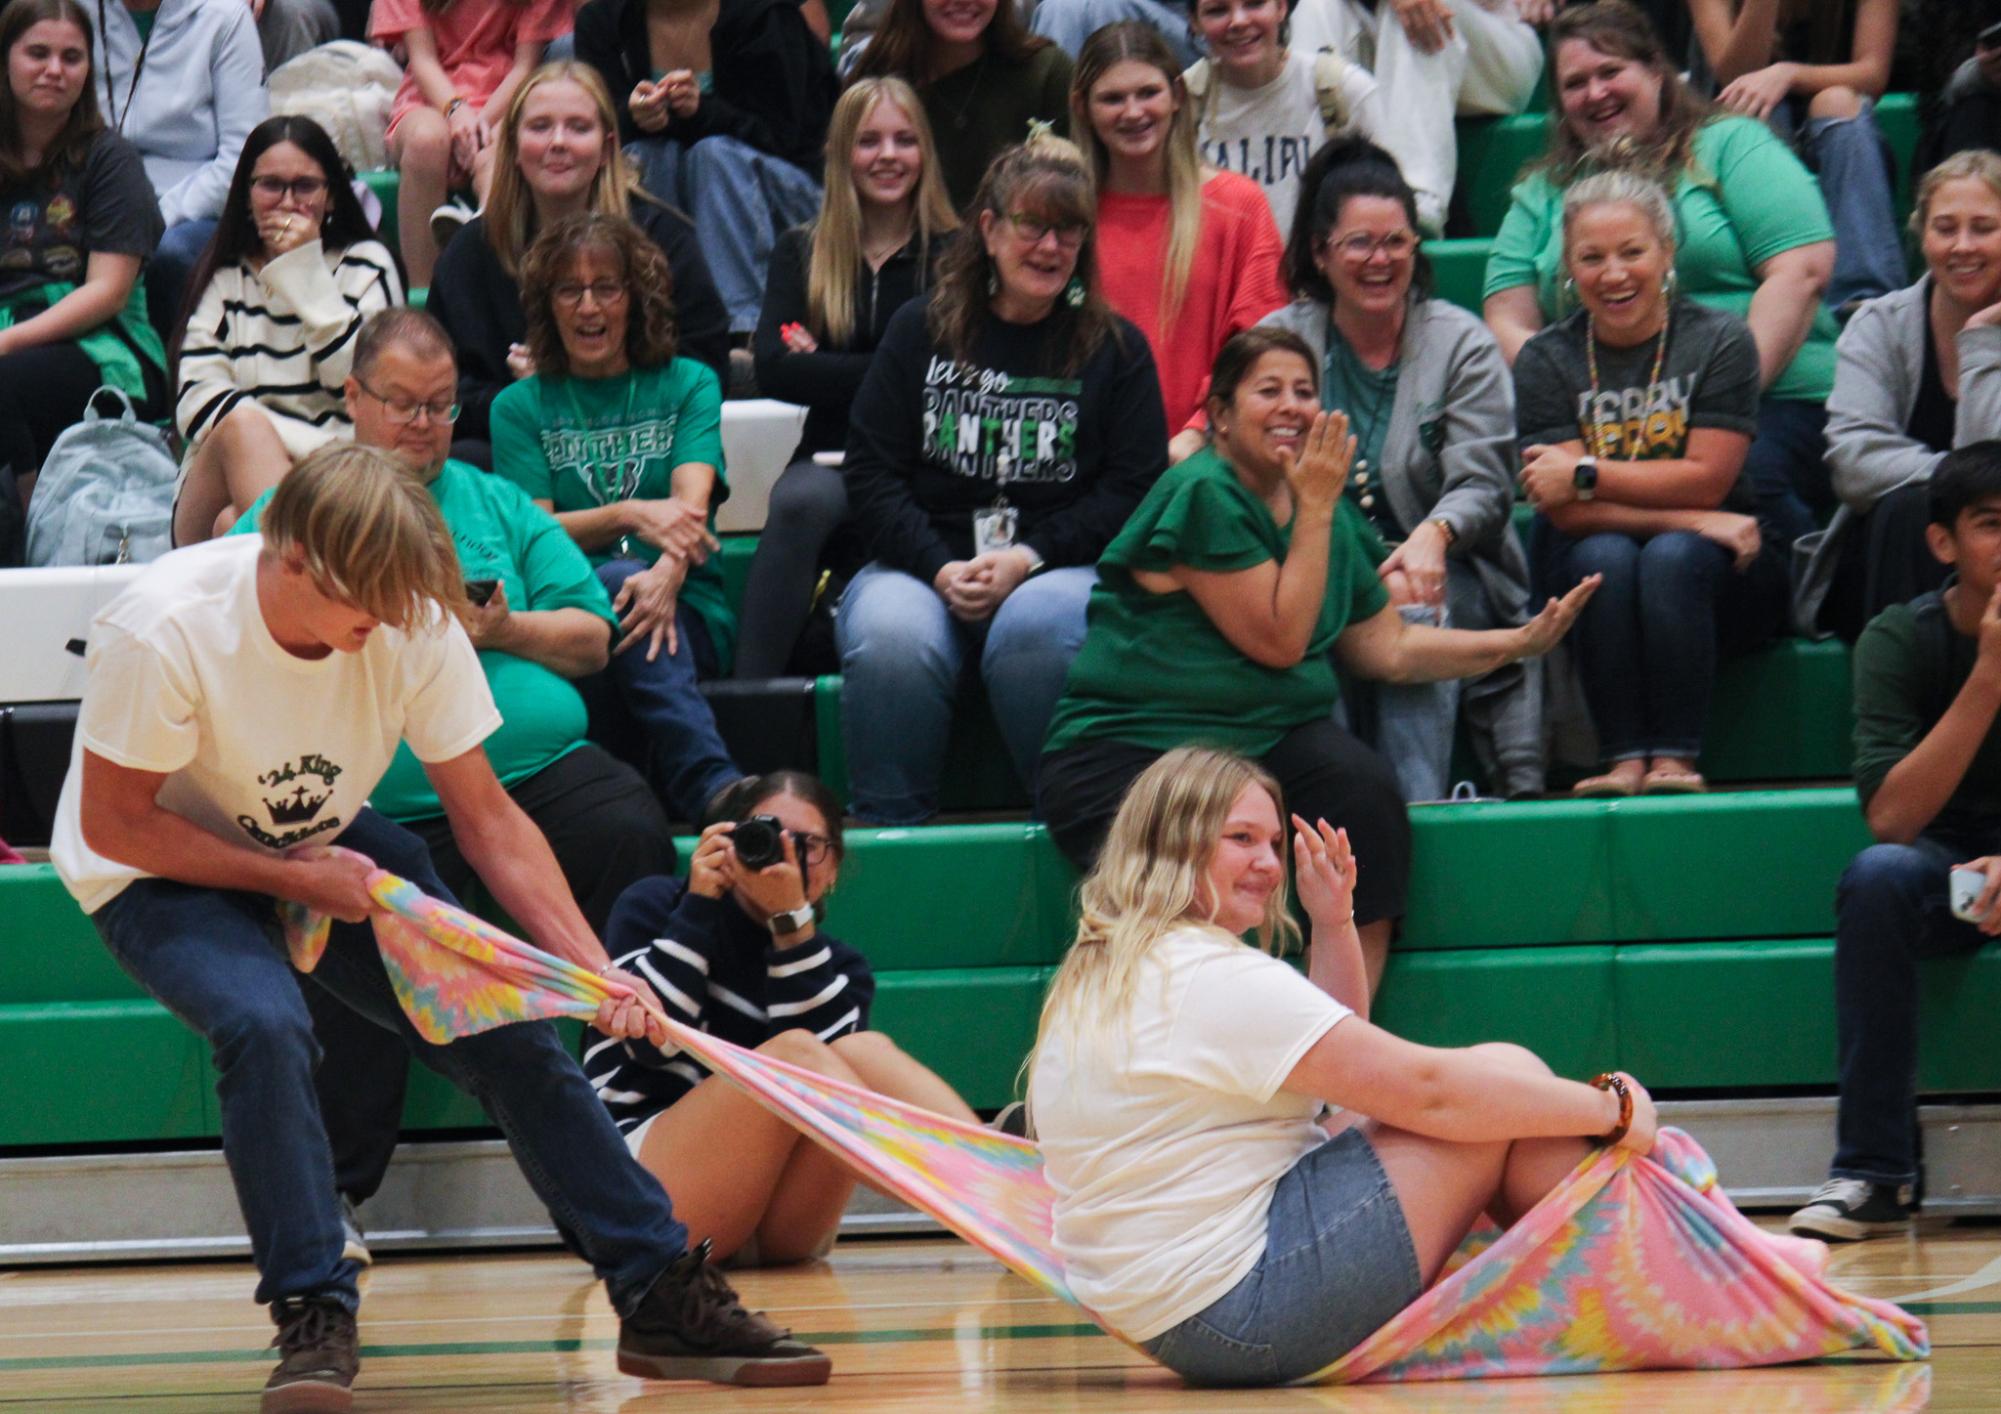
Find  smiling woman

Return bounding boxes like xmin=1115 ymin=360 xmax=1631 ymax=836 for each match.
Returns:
xmin=0 ymin=0 xmax=165 ymax=511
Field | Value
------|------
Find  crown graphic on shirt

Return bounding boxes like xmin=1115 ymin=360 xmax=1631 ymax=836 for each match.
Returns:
xmin=265 ymin=784 xmax=332 ymax=824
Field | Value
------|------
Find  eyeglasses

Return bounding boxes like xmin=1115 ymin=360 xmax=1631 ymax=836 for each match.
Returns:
xmin=551 ymin=281 xmax=630 ymax=309
xmin=1326 ymin=229 xmax=1419 ymax=262
xmin=1005 ymin=212 xmax=1088 ymax=248
xmin=355 ymin=379 xmax=460 ymax=426
xmin=790 ymin=830 xmax=835 ymax=867
xmin=250 ymin=175 xmax=329 ymax=202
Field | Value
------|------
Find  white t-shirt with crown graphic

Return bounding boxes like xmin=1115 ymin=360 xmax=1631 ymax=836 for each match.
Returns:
xmin=51 ymin=536 xmax=500 ymax=914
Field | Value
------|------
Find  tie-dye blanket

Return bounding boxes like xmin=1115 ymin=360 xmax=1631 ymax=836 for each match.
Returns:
xmin=282 ymin=858 xmax=1929 ymax=1384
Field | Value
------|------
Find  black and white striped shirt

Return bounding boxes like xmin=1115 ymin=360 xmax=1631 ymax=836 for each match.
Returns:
xmin=175 ymin=238 xmax=400 ymax=458
xmin=584 ymin=877 xmax=876 ymax=1132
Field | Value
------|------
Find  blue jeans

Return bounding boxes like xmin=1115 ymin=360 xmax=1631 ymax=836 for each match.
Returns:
xmin=1140 ymin=1128 xmax=1423 ymax=1386
xmin=1796 ymin=98 xmax=1908 ymax=311
xmin=836 ymin=561 xmax=1095 ymax=824
xmin=90 ymin=808 xmax=690 ymax=1313
xmin=147 ymin=218 xmax=218 ymax=339
xmin=1364 ymin=601 xmax=1462 ymax=803
xmin=1831 ymin=830 xmax=2000 ymax=1187
xmin=627 ymin=134 xmax=821 ymax=333
xmin=1742 ymin=398 xmax=1833 ymax=555
xmin=595 ymin=557 xmax=740 ymax=820
xmin=1030 ymin=0 xmax=1200 ymax=65
xmin=1546 ymin=528 xmax=1789 ymax=762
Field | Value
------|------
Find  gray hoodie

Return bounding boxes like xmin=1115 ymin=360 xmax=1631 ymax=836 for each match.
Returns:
xmin=1794 ymin=278 xmax=2001 ymax=633
xmin=1260 ymin=293 xmax=1531 ymax=627
xmin=92 ymin=0 xmax=268 ymax=228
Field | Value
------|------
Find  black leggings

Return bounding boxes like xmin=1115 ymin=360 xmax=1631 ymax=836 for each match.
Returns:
xmin=1037 ymin=718 xmax=1413 ymax=925
xmin=0 ymin=340 xmax=105 ymax=479
xmin=733 ymin=458 xmax=849 ymax=678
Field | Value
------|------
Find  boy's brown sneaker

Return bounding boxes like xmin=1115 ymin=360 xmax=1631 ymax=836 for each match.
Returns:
xmin=262 ymin=1295 xmax=359 ymax=1412
xmin=618 ymin=1240 xmax=832 ymax=1387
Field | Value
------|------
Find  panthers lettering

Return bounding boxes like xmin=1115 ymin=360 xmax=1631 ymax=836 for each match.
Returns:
xmin=918 ymin=356 xmax=1082 ymax=485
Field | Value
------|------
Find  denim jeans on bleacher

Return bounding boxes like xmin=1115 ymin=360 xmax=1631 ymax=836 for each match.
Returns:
xmin=1363 ymin=601 xmax=1461 ymax=803
xmin=835 ymin=561 xmax=1095 ymax=824
xmin=1832 ymin=828 xmax=2001 ymax=1188
xmin=1544 ymin=528 xmax=1789 ymax=762
xmin=595 ymin=557 xmax=741 ymax=820
xmin=626 ymin=134 xmax=822 ymax=333
xmin=89 ymin=807 xmax=690 ymax=1314
xmin=1796 ymin=98 xmax=1909 ymax=313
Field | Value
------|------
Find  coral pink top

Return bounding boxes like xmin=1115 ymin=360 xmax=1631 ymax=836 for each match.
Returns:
xmin=370 ymin=0 xmax=576 ymax=133
xmin=1094 ymin=170 xmax=1288 ymax=432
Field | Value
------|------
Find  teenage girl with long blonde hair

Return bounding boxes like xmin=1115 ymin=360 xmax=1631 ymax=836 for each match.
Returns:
xmin=736 ymin=77 xmax=958 ymax=677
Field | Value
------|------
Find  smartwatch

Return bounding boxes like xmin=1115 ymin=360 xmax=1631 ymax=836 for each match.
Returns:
xmin=769 ymin=903 xmax=815 ymax=938
xmin=1572 ymin=455 xmax=1599 ymax=502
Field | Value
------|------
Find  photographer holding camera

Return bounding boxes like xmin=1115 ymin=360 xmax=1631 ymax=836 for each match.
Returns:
xmin=585 ymin=771 xmax=978 ymax=1266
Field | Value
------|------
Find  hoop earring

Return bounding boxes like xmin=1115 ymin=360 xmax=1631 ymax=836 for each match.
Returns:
xmin=1560 ymin=275 xmax=1578 ymax=309
xmin=1662 ymin=267 xmax=1679 ymax=302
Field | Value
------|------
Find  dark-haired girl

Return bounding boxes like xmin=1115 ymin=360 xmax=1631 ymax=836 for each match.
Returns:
xmin=587 ymin=770 xmax=977 ymax=1266
xmin=1039 ymin=327 xmax=1594 ymax=988
xmin=490 ymin=210 xmax=741 ymax=819
xmin=1260 ymin=135 xmax=1538 ymax=800
xmin=849 ymin=0 xmax=1073 ymax=210
xmin=171 ymin=115 xmax=402 ymax=545
xmin=0 ymin=0 xmax=163 ymax=490
xmin=838 ymin=135 xmax=1168 ymax=825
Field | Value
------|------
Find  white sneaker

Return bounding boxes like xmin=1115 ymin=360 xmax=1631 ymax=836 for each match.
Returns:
xmin=429 ymin=199 xmax=477 ymax=251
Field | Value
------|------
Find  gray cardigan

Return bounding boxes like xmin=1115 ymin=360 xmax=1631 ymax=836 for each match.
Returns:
xmin=1261 ymin=295 xmax=1531 ymax=626
xmin=1794 ymin=278 xmax=2001 ymax=632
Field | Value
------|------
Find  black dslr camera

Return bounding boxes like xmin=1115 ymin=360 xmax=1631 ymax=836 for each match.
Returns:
xmin=730 ymin=814 xmax=789 ymax=870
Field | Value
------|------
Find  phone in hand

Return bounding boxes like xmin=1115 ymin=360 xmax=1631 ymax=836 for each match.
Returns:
xmin=465 ymin=578 xmax=499 ymax=607
xmin=1950 ymin=864 xmax=1991 ymax=923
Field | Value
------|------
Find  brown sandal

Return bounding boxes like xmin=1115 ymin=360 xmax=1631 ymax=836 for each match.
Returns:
xmin=1641 ymin=767 xmax=1708 ymax=795
xmin=1572 ymin=772 xmax=1639 ymax=799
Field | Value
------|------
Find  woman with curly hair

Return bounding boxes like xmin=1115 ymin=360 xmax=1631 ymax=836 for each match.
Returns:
xmin=838 ymin=134 xmax=1168 ymax=824
xmin=491 ymin=209 xmax=742 ymax=819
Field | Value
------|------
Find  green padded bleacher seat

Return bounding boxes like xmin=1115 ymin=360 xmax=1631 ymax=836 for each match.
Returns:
xmin=360 ymin=168 xmax=399 ymax=250
xmin=1426 ymin=237 xmax=1492 ymax=315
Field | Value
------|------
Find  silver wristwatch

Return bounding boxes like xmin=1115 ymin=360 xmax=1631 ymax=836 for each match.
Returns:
xmin=768 ymin=903 xmax=815 ymax=938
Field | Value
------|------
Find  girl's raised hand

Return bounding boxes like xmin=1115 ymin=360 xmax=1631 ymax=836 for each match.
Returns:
xmin=1291 ymin=815 xmax=1358 ymax=933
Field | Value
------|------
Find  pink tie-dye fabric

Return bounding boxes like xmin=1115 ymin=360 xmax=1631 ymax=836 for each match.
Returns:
xmin=282 ymin=861 xmax=1930 ymax=1385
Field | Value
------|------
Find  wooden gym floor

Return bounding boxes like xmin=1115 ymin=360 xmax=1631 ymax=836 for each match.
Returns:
xmin=2 ymin=1225 xmax=1995 ymax=1411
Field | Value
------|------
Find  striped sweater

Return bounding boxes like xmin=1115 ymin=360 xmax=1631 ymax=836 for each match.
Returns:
xmin=584 ymin=876 xmax=876 ymax=1133
xmin=175 ymin=238 xmax=401 ymax=458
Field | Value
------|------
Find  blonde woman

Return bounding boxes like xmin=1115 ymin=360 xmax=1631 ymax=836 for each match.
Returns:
xmin=737 ymin=77 xmax=958 ymax=677
xmin=427 ymin=61 xmax=729 ymax=453
xmin=1027 ymin=745 xmax=1658 ymax=1387
xmin=1071 ymin=21 xmax=1287 ymax=449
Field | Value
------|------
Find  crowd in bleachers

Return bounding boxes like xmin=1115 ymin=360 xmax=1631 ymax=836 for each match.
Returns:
xmin=10 ymin=0 xmax=2001 ymax=1258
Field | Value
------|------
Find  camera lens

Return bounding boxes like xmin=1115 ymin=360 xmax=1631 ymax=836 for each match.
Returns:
xmin=732 ymin=815 xmax=786 ymax=870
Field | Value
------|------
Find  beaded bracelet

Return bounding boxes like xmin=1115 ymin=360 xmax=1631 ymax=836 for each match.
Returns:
xmin=1590 ymin=1072 xmax=1632 ymax=1147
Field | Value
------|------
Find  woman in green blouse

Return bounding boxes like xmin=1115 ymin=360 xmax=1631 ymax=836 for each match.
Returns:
xmin=1039 ymin=327 xmax=1594 ymax=989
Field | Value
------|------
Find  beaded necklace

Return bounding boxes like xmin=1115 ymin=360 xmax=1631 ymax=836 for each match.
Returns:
xmin=1583 ymin=302 xmax=1671 ymax=458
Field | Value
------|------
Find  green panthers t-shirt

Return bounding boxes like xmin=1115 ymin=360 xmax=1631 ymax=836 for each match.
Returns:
xmin=1043 ymin=448 xmax=1391 ymax=758
xmin=232 ymin=459 xmax=618 ymax=820
xmin=1484 ymin=115 xmax=1838 ymax=404
xmin=489 ymin=358 xmax=735 ymax=669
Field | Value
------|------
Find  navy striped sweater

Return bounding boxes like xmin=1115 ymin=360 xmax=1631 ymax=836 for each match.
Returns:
xmin=583 ymin=876 xmax=875 ymax=1132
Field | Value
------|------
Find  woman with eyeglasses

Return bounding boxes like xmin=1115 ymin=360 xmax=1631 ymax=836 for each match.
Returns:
xmin=169 ymin=115 xmax=402 ymax=546
xmin=491 ymin=210 xmax=743 ymax=820
xmin=587 ymin=770 xmax=978 ymax=1266
xmin=838 ymin=134 xmax=1168 ymax=825
xmin=1254 ymin=136 xmax=1539 ymax=801
xmin=0 ymin=0 xmax=164 ymax=509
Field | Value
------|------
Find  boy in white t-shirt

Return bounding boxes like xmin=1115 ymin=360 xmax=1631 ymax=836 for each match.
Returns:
xmin=52 ymin=446 xmax=830 ymax=1410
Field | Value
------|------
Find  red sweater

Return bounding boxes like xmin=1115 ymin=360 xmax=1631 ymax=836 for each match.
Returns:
xmin=1095 ymin=170 xmax=1289 ymax=432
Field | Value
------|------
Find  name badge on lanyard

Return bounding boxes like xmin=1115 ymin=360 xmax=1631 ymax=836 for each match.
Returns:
xmin=972 ymin=500 xmax=1018 ymax=556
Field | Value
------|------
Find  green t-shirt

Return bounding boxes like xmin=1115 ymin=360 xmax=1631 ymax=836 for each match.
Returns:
xmin=1321 ymin=324 xmax=1403 ymax=553
xmin=1852 ymin=586 xmax=2001 ymax=836
xmin=232 ymin=459 xmax=618 ymax=820
xmin=1484 ymin=116 xmax=1838 ymax=404
xmin=489 ymin=358 xmax=735 ymax=669
xmin=1042 ymin=448 xmax=1391 ymax=758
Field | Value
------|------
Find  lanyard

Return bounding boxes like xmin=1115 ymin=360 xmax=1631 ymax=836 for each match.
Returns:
xmin=96 ymin=0 xmax=158 ymax=136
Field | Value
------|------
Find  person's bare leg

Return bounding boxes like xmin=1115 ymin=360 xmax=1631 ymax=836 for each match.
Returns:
xmin=1362 ymin=1120 xmax=1511 ymax=1284
xmin=635 ymin=1072 xmax=810 ymax=1260
xmin=470 ymin=143 xmax=496 ymax=209
xmin=1360 ymin=919 xmax=1393 ymax=997
xmin=1460 ymin=1044 xmax=1593 ymax=1225
xmin=745 ymin=1031 xmax=874 ymax=1262
xmin=392 ymin=109 xmax=451 ymax=287
xmin=172 ymin=405 xmax=292 ymax=546
xmin=828 ymin=1031 xmax=978 ymax=1123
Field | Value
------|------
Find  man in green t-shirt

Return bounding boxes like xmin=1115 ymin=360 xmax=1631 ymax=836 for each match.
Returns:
xmin=235 ymin=310 xmax=679 ymax=1255
xmin=1790 ymin=442 xmax=2001 ymax=1243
